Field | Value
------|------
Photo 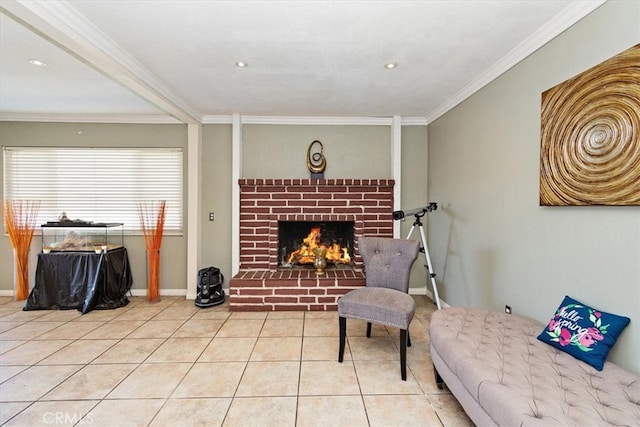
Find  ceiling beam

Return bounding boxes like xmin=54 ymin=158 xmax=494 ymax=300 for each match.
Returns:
xmin=0 ymin=0 xmax=201 ymax=124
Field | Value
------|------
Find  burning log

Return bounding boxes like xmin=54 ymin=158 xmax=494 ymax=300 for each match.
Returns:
xmin=285 ymin=226 xmax=351 ymax=266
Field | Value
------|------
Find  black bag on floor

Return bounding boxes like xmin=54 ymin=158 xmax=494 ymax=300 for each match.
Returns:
xmin=195 ymin=266 xmax=225 ymax=308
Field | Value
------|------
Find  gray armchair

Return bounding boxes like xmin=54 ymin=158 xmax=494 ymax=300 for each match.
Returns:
xmin=338 ymin=236 xmax=420 ymax=380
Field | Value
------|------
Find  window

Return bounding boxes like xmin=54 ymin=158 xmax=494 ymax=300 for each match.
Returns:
xmin=3 ymin=147 xmax=183 ymax=234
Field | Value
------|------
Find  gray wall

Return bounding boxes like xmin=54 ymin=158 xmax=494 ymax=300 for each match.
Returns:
xmin=201 ymin=124 xmax=233 ymax=278
xmin=200 ymin=123 xmax=430 ymax=290
xmin=0 ymin=122 xmax=188 ymax=293
xmin=400 ymin=125 xmax=430 ymax=291
xmin=2 ymin=122 xmax=430 ymax=295
xmin=242 ymin=124 xmax=391 ymax=179
xmin=427 ymin=0 xmax=639 ymax=374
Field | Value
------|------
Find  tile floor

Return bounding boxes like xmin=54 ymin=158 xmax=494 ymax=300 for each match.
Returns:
xmin=0 ymin=295 xmax=473 ymax=426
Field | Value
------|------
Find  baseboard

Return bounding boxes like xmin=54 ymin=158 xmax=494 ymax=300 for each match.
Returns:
xmin=409 ymin=286 xmax=450 ymax=308
xmin=128 ymin=288 xmax=187 ymax=297
xmin=0 ymin=289 xmax=189 ymax=298
xmin=4 ymin=287 xmax=448 ymax=306
xmin=409 ymin=287 xmax=427 ymax=296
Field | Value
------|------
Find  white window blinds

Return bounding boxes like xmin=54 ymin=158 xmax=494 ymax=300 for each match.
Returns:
xmin=3 ymin=147 xmax=183 ymax=233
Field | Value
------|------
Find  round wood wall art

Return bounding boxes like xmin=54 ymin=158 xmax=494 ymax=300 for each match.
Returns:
xmin=540 ymin=44 xmax=640 ymax=206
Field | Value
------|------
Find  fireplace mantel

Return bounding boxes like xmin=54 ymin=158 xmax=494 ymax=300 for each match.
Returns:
xmin=230 ymin=178 xmax=395 ymax=311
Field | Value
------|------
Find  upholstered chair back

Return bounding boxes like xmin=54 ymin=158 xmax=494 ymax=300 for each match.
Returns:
xmin=358 ymin=236 xmax=420 ymax=293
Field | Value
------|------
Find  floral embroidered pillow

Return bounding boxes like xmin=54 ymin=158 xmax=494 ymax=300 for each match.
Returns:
xmin=537 ymin=295 xmax=630 ymax=371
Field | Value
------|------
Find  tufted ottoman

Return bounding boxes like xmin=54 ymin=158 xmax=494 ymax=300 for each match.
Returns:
xmin=429 ymin=307 xmax=640 ymax=426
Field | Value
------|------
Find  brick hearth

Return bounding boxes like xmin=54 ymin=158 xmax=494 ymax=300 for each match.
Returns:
xmin=230 ymin=269 xmax=366 ymax=311
xmin=229 ymin=178 xmax=394 ymax=311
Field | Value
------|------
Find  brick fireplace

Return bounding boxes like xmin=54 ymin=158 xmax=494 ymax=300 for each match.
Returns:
xmin=229 ymin=178 xmax=395 ymax=311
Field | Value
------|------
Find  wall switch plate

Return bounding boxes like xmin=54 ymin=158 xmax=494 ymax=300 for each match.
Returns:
xmin=505 ymin=305 xmax=512 ymax=314
xmin=209 ymin=212 xmax=214 ymax=221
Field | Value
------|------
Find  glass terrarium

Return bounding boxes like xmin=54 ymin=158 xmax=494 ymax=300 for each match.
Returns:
xmin=41 ymin=223 xmax=124 ymax=253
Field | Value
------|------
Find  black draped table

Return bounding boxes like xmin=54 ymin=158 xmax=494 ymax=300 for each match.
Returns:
xmin=24 ymin=247 xmax=132 ymax=314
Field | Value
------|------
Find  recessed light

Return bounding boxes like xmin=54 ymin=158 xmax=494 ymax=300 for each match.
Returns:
xmin=236 ymin=62 xmax=247 ymax=68
xmin=385 ymin=63 xmax=397 ymax=69
xmin=29 ymin=59 xmax=47 ymax=67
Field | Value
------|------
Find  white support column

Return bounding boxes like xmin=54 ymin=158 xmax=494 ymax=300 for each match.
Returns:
xmin=391 ymin=116 xmax=402 ymax=238
xmin=231 ymin=114 xmax=242 ymax=276
xmin=186 ymin=123 xmax=202 ymax=299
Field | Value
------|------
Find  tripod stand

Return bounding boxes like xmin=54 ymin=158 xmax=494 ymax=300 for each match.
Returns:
xmin=405 ymin=209 xmax=442 ymax=310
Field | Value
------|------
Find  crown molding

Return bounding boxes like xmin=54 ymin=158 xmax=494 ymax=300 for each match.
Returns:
xmin=1 ymin=113 xmax=427 ymax=126
xmin=0 ymin=113 xmax=182 ymax=124
xmin=0 ymin=0 xmax=604 ymax=128
xmin=202 ymin=115 xmax=428 ymax=126
xmin=425 ymin=0 xmax=607 ymax=124
xmin=238 ymin=116 xmax=393 ymax=126
xmin=400 ymin=117 xmax=428 ymax=126
xmin=202 ymin=115 xmax=234 ymax=124
xmin=0 ymin=0 xmax=202 ymax=124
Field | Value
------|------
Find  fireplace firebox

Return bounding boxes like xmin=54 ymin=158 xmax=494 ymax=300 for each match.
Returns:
xmin=279 ymin=221 xmax=354 ymax=269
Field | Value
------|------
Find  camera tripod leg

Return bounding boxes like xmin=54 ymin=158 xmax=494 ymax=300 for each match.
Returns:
xmin=406 ymin=221 xmax=442 ymax=310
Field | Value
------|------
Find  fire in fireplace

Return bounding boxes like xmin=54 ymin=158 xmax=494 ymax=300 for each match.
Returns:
xmin=279 ymin=221 xmax=353 ymax=269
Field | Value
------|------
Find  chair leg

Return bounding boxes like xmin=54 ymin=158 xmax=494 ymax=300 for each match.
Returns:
xmin=407 ymin=330 xmax=412 ymax=347
xmin=366 ymin=322 xmax=372 ymax=338
xmin=338 ymin=316 xmax=346 ymax=363
xmin=400 ymin=329 xmax=407 ymax=381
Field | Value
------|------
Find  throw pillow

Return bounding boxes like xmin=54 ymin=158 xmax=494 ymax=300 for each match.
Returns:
xmin=537 ymin=295 xmax=630 ymax=371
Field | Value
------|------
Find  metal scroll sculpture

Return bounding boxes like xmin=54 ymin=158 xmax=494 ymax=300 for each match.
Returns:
xmin=307 ymin=140 xmax=327 ymax=175
xmin=540 ymin=44 xmax=640 ymax=206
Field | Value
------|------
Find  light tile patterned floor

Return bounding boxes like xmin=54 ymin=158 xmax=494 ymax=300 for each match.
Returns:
xmin=0 ymin=295 xmax=473 ymax=426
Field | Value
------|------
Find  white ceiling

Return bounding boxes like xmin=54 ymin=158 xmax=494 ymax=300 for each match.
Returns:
xmin=0 ymin=0 xmax=605 ymax=124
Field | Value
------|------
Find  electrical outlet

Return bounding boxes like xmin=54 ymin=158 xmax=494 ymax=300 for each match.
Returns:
xmin=505 ymin=305 xmax=512 ymax=314
xmin=209 ymin=212 xmax=215 ymax=221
